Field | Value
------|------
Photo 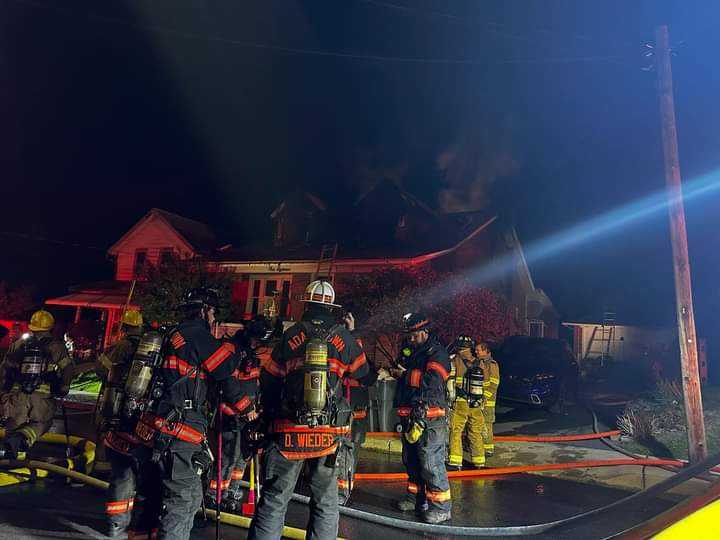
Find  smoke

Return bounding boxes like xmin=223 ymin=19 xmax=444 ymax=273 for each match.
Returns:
xmin=436 ymin=115 xmax=519 ymax=213
xmin=344 ymin=147 xmax=409 ymax=200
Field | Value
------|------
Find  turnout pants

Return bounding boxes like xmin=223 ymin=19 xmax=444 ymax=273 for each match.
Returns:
xmin=482 ymin=407 xmax=495 ymax=454
xmin=448 ymin=399 xmax=485 ymax=467
xmin=337 ymin=411 xmax=368 ymax=505
xmin=104 ymin=446 xmax=160 ymax=537
xmin=207 ymin=429 xmax=246 ymax=503
xmin=248 ymin=443 xmax=339 ymax=540
xmin=0 ymin=390 xmax=56 ymax=451
xmin=401 ymin=419 xmax=452 ymax=513
xmin=156 ymin=442 xmax=205 ymax=540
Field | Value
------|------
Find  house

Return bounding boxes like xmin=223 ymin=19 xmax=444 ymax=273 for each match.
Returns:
xmin=562 ymin=318 xmax=707 ymax=382
xmin=44 ymin=183 xmax=558 ymax=349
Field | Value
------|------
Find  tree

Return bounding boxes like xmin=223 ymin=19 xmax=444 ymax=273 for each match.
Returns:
xmin=0 ymin=281 xmax=35 ymax=320
xmin=135 ymin=256 xmax=238 ymax=325
xmin=342 ymin=266 xmax=520 ymax=367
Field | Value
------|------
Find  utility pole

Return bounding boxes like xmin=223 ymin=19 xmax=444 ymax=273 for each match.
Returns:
xmin=654 ymin=25 xmax=707 ymax=463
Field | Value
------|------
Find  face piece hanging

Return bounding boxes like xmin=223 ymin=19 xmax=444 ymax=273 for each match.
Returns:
xmin=19 ymin=333 xmax=47 ymax=394
xmin=299 ymin=336 xmax=330 ymax=427
xmin=463 ymin=366 xmax=485 ymax=408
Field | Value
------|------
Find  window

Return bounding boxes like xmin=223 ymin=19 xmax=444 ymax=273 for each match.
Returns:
xmin=528 ymin=319 xmax=545 ymax=338
xmin=160 ymin=248 xmax=175 ymax=266
xmin=246 ymin=276 xmax=292 ymax=317
xmin=133 ymin=250 xmax=147 ymax=277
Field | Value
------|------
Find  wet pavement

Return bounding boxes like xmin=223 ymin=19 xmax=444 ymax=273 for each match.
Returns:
xmin=0 ymin=396 xmax=691 ymax=539
xmin=0 ymin=446 xmax=681 ymax=539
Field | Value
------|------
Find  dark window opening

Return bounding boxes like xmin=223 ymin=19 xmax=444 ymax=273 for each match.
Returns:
xmin=133 ymin=250 xmax=147 ymax=277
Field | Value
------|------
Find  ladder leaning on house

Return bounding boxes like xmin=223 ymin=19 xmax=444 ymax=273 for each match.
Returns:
xmin=316 ymin=243 xmax=338 ymax=283
xmin=583 ymin=311 xmax=616 ymax=366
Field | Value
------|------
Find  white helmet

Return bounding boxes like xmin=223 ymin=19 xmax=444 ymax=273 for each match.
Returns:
xmin=302 ymin=279 xmax=341 ymax=307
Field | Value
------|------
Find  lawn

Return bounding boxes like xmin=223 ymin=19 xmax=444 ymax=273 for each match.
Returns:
xmin=617 ymin=384 xmax=720 ymax=461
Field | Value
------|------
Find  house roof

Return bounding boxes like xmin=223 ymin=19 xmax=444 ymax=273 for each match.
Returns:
xmin=270 ymin=192 xmax=327 ymax=219
xmin=210 ymin=214 xmax=499 ymax=264
xmin=108 ymin=208 xmax=217 ymax=255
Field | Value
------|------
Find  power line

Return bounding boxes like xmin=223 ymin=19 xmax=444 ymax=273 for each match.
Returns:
xmin=357 ymin=0 xmax=635 ymax=51
xmin=7 ymin=0 xmax=623 ymax=67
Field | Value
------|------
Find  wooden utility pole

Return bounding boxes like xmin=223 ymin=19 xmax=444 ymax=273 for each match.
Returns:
xmin=655 ymin=25 xmax=707 ymax=463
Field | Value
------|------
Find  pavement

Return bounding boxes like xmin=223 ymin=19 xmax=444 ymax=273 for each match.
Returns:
xmin=0 ymin=394 xmax=710 ymax=539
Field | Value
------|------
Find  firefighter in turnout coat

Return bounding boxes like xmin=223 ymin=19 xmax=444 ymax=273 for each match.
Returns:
xmin=95 ymin=309 xmax=162 ymax=538
xmin=478 ymin=342 xmax=500 ymax=455
xmin=205 ymin=317 xmax=268 ymax=511
xmin=447 ymin=336 xmax=487 ymax=470
xmin=0 ymin=310 xmax=74 ymax=458
xmin=249 ymin=280 xmax=369 ymax=540
xmin=391 ymin=313 xmax=452 ymax=524
xmin=104 ymin=288 xmax=257 ymax=540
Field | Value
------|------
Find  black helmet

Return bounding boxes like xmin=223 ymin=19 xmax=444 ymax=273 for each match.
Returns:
xmin=453 ymin=335 xmax=476 ymax=351
xmin=402 ymin=312 xmax=431 ymax=333
xmin=182 ymin=287 xmax=221 ymax=309
xmin=246 ymin=316 xmax=273 ymax=342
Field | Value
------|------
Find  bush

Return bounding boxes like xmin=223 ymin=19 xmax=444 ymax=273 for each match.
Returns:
xmin=617 ymin=409 xmax=659 ymax=442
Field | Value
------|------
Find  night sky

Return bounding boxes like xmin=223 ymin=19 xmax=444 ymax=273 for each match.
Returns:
xmin=2 ymin=0 xmax=720 ymax=338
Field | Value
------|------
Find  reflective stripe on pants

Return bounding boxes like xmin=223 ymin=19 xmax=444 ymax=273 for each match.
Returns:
xmin=400 ymin=419 xmax=452 ymax=513
xmin=449 ymin=399 xmax=485 ymax=466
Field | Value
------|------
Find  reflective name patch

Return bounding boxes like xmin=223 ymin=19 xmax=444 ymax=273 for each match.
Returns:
xmin=283 ymin=432 xmax=336 ymax=450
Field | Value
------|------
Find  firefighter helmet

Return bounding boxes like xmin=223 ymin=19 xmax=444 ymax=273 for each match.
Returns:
xmin=28 ymin=310 xmax=54 ymax=332
xmin=453 ymin=335 xmax=476 ymax=351
xmin=246 ymin=316 xmax=273 ymax=342
xmin=121 ymin=309 xmax=143 ymax=328
xmin=402 ymin=312 xmax=431 ymax=333
xmin=302 ymin=280 xmax=340 ymax=307
xmin=182 ymin=287 xmax=221 ymax=309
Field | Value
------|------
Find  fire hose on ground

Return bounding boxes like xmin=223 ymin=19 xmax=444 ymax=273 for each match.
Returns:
xmin=0 ymin=418 xmax=717 ymax=537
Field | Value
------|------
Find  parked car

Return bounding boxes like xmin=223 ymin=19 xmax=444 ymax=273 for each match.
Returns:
xmin=492 ymin=336 xmax=579 ymax=412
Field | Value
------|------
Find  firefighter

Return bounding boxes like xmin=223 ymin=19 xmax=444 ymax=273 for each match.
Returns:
xmin=337 ymin=316 xmax=378 ymax=506
xmin=205 ymin=316 xmax=268 ymax=512
xmin=103 ymin=288 xmax=257 ymax=540
xmin=95 ymin=309 xmax=144 ymax=382
xmin=447 ymin=335 xmax=486 ymax=471
xmin=0 ymin=310 xmax=74 ymax=458
xmin=477 ymin=341 xmax=500 ymax=456
xmin=249 ymin=280 xmax=369 ymax=540
xmin=95 ymin=309 xmax=162 ymax=538
xmin=390 ymin=313 xmax=452 ymax=524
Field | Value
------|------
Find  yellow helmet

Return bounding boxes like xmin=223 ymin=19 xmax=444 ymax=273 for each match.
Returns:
xmin=28 ymin=310 xmax=55 ymax=332
xmin=121 ymin=309 xmax=143 ymax=327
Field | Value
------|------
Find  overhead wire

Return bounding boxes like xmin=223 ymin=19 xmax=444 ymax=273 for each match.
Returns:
xmin=6 ymin=0 xmax=623 ymax=67
xmin=356 ymin=0 xmax=637 ymax=50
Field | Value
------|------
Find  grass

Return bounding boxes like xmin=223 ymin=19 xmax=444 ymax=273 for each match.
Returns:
xmin=617 ymin=384 xmax=720 ymax=460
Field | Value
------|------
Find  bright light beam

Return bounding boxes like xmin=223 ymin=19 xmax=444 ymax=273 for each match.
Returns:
xmin=420 ymin=169 xmax=720 ymax=308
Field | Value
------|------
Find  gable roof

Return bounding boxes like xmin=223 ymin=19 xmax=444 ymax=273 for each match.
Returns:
xmin=270 ymin=191 xmax=327 ymax=219
xmin=108 ymin=208 xmax=217 ymax=255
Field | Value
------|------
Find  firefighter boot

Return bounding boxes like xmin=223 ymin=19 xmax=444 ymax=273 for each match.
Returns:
xmin=396 ymin=496 xmax=428 ymax=514
xmin=0 ymin=432 xmax=27 ymax=459
xmin=423 ymin=509 xmax=452 ymax=524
